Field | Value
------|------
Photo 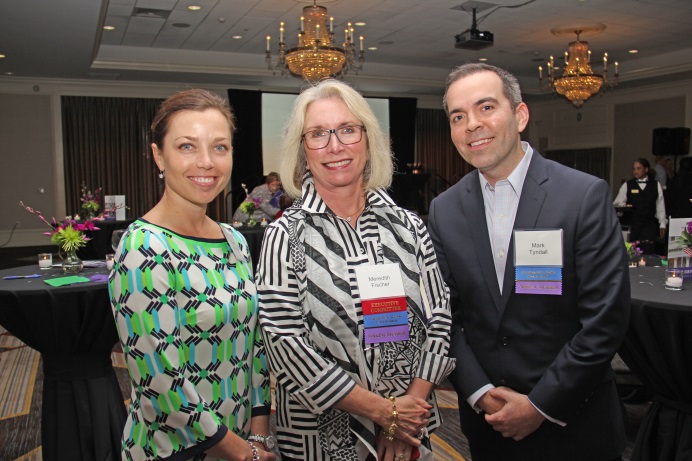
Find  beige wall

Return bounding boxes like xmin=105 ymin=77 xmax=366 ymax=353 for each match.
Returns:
xmin=0 ymin=93 xmax=56 ymax=245
xmin=613 ymin=98 xmax=685 ymax=188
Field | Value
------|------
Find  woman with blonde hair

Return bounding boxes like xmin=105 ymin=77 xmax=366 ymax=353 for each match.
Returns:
xmin=256 ymin=79 xmax=455 ymax=461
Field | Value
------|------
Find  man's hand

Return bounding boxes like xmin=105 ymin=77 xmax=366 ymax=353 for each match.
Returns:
xmin=660 ymin=228 xmax=666 ymax=239
xmin=484 ymin=387 xmax=545 ymax=441
xmin=477 ymin=389 xmax=506 ymax=415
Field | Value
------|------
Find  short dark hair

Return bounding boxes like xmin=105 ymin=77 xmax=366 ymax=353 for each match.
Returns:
xmin=443 ymin=63 xmax=522 ymax=115
xmin=151 ymin=89 xmax=235 ymax=148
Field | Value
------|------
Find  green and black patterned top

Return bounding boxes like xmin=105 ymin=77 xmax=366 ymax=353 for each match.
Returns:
xmin=109 ymin=219 xmax=270 ymax=461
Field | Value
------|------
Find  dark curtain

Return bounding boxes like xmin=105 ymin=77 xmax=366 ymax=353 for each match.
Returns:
xmin=62 ymin=96 xmax=162 ymax=220
xmin=389 ymin=97 xmax=417 ymax=172
xmin=61 ymin=96 xmax=233 ymax=223
xmin=415 ymin=108 xmax=473 ymax=198
xmin=388 ymin=97 xmax=419 ymax=209
xmin=543 ymin=147 xmax=611 ymax=181
xmin=228 ymin=89 xmax=263 ymax=216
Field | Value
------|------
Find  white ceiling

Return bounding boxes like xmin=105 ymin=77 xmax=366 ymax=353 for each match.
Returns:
xmin=2 ymin=0 xmax=692 ymax=96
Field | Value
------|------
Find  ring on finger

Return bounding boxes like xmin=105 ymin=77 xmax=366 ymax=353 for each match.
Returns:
xmin=396 ymin=455 xmax=406 ymax=461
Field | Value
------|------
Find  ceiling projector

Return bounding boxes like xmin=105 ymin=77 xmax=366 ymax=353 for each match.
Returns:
xmin=454 ymin=7 xmax=494 ymax=50
xmin=455 ymin=29 xmax=494 ymax=50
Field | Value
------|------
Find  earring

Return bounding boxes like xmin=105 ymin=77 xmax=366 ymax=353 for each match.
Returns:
xmin=158 ymin=170 xmax=164 ymax=179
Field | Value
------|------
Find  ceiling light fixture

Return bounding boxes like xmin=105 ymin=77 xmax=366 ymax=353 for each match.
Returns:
xmin=539 ymin=26 xmax=618 ymax=107
xmin=265 ymin=0 xmax=364 ymax=81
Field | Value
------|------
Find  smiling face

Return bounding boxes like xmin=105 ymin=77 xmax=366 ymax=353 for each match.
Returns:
xmin=302 ymin=97 xmax=368 ymax=196
xmin=152 ymin=108 xmax=232 ymax=210
xmin=446 ymin=71 xmax=529 ymax=185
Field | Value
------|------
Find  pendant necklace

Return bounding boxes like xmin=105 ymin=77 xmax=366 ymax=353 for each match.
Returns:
xmin=334 ymin=201 xmax=366 ymax=223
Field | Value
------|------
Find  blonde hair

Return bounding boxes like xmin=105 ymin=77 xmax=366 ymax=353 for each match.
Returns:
xmin=279 ymin=79 xmax=393 ymax=198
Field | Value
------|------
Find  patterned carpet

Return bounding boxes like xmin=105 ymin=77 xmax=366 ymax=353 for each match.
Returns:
xmin=0 ymin=321 xmax=647 ymax=461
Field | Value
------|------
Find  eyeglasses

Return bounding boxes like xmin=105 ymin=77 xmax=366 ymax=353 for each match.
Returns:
xmin=301 ymin=125 xmax=366 ymax=149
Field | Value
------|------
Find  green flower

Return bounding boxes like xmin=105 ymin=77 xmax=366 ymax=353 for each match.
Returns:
xmin=50 ymin=223 xmax=87 ymax=252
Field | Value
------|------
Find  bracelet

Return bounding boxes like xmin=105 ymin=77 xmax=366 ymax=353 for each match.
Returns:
xmin=246 ymin=440 xmax=260 ymax=461
xmin=385 ymin=395 xmax=398 ymax=441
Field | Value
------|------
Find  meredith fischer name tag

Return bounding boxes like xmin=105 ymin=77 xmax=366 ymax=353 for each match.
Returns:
xmin=355 ymin=264 xmax=409 ymax=345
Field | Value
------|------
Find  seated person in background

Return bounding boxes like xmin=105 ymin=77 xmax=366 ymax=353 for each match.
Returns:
xmin=613 ymin=157 xmax=667 ymax=244
xmin=233 ymin=172 xmax=282 ymax=222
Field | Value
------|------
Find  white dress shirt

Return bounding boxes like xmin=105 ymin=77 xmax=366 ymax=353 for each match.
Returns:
xmin=613 ymin=179 xmax=667 ymax=228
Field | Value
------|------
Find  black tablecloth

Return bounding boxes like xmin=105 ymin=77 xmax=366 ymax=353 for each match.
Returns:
xmin=77 ymin=219 xmax=134 ymax=260
xmin=236 ymin=225 xmax=267 ymax=271
xmin=619 ymin=266 xmax=692 ymax=461
xmin=0 ymin=265 xmax=126 ymax=461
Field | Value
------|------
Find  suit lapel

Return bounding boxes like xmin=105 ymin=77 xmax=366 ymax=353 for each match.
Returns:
xmin=461 ymin=171 xmax=503 ymax=312
xmin=498 ymin=153 xmax=549 ymax=314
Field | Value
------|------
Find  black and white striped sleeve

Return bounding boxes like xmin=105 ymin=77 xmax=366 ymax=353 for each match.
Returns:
xmin=411 ymin=213 xmax=456 ymax=384
xmin=255 ymin=223 xmax=356 ymax=414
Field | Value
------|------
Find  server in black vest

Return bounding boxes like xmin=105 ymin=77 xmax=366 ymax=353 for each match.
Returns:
xmin=613 ymin=158 xmax=667 ymax=242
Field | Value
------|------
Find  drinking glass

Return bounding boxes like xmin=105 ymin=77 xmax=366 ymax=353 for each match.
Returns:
xmin=111 ymin=229 xmax=126 ymax=252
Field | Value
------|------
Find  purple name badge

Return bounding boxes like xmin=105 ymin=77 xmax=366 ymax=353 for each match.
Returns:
xmin=364 ymin=324 xmax=409 ymax=345
xmin=515 ymin=280 xmax=562 ymax=295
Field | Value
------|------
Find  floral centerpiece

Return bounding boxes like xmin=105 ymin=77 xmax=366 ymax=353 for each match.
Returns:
xmin=80 ymin=183 xmax=102 ymax=219
xmin=625 ymin=240 xmax=643 ymax=267
xmin=681 ymin=220 xmax=692 ymax=256
xmin=20 ymin=201 xmax=99 ymax=273
xmin=238 ymin=183 xmax=262 ymax=227
xmin=625 ymin=240 xmax=642 ymax=259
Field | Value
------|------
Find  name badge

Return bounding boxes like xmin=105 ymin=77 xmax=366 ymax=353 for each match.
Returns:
xmin=355 ymin=264 xmax=409 ymax=345
xmin=631 ymin=189 xmax=639 ymax=194
xmin=514 ymin=230 xmax=563 ymax=295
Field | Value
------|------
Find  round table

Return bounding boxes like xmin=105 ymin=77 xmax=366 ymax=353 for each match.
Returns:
xmin=0 ymin=264 xmax=126 ymax=461
xmin=619 ymin=266 xmax=692 ymax=461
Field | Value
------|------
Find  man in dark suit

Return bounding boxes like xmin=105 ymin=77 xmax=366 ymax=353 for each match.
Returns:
xmin=428 ymin=63 xmax=630 ymax=461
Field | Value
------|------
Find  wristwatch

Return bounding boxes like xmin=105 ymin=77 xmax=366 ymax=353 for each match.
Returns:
xmin=248 ymin=434 xmax=276 ymax=450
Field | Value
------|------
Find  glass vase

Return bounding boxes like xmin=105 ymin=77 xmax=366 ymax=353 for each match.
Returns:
xmin=62 ymin=248 xmax=84 ymax=274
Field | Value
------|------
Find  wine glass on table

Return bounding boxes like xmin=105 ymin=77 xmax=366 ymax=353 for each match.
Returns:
xmin=111 ymin=229 xmax=126 ymax=253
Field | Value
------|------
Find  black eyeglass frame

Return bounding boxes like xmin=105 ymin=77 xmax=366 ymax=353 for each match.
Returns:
xmin=301 ymin=125 xmax=366 ymax=149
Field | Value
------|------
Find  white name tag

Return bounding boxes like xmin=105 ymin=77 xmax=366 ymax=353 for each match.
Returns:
xmin=355 ymin=263 xmax=406 ymax=299
xmin=513 ymin=229 xmax=563 ymax=267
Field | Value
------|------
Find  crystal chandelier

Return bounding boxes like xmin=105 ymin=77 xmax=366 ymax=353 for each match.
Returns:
xmin=539 ymin=28 xmax=619 ymax=107
xmin=265 ymin=1 xmax=364 ymax=81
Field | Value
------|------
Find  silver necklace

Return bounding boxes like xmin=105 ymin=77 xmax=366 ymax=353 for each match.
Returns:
xmin=334 ymin=201 xmax=366 ymax=223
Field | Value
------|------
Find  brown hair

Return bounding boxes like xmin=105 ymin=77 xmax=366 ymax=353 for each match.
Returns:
xmin=265 ymin=172 xmax=280 ymax=184
xmin=151 ymin=89 xmax=235 ymax=148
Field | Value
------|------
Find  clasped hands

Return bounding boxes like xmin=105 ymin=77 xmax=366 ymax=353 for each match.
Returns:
xmin=479 ymin=386 xmax=545 ymax=441
xmin=376 ymin=395 xmax=430 ymax=460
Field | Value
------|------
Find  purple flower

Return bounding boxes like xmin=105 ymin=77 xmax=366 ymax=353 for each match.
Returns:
xmin=687 ymin=221 xmax=692 ymax=234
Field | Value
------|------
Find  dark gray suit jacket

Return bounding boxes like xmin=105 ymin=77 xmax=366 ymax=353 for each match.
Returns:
xmin=428 ymin=150 xmax=630 ymax=460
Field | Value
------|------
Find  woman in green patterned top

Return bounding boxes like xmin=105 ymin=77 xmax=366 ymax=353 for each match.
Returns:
xmin=109 ymin=89 xmax=276 ymax=461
